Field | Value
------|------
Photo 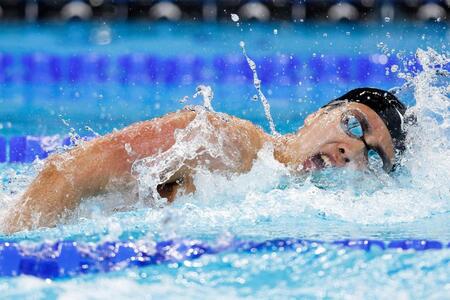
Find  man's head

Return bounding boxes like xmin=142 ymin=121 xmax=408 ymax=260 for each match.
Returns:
xmin=284 ymin=88 xmax=411 ymax=173
xmin=326 ymin=88 xmax=408 ymax=154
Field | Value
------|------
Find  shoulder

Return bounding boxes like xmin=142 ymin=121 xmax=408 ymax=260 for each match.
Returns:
xmin=148 ymin=108 xmax=265 ymax=135
xmin=208 ymin=112 xmax=267 ymax=136
xmin=109 ymin=108 xmax=269 ymax=145
xmin=119 ymin=110 xmax=197 ymax=134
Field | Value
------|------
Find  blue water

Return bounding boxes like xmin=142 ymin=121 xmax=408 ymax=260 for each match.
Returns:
xmin=0 ymin=22 xmax=449 ymax=299
xmin=2 ymin=22 xmax=446 ymax=135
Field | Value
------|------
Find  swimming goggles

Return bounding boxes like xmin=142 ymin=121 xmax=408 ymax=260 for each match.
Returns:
xmin=340 ymin=113 xmax=391 ymax=172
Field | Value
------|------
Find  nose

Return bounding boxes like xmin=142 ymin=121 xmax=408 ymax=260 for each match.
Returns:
xmin=335 ymin=141 xmax=368 ymax=169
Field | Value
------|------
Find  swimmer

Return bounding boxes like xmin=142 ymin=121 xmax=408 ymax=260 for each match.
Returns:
xmin=3 ymin=88 xmax=412 ymax=233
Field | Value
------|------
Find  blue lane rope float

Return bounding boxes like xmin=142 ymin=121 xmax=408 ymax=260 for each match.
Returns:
xmin=1 ymin=135 xmax=94 ymax=163
xmin=0 ymin=53 xmax=436 ymax=85
xmin=0 ymin=238 xmax=448 ymax=279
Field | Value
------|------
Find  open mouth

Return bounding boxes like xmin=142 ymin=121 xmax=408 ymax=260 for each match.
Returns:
xmin=303 ymin=153 xmax=334 ymax=171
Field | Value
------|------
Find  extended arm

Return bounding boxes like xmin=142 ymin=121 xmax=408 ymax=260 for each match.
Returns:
xmin=2 ymin=110 xmax=267 ymax=233
xmin=3 ymin=111 xmax=199 ymax=233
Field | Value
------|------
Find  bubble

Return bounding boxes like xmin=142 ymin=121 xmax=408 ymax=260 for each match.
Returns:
xmin=273 ymin=29 xmax=278 ymax=35
xmin=384 ymin=17 xmax=390 ymax=22
xmin=390 ymin=64 xmax=399 ymax=73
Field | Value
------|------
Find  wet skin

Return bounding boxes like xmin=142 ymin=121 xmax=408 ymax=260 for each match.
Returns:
xmin=2 ymin=103 xmax=394 ymax=233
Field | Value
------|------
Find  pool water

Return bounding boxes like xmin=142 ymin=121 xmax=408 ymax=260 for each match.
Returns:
xmin=0 ymin=22 xmax=449 ymax=299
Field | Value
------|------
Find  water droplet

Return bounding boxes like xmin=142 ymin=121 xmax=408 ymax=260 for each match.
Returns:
xmin=179 ymin=96 xmax=189 ymax=104
xmin=390 ymin=65 xmax=399 ymax=73
xmin=231 ymin=14 xmax=239 ymax=22
xmin=273 ymin=29 xmax=278 ymax=35
xmin=239 ymin=41 xmax=245 ymax=48
xmin=251 ymin=95 xmax=258 ymax=101
xmin=384 ymin=17 xmax=390 ymax=22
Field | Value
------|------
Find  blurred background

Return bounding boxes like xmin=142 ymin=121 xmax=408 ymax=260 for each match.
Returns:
xmin=0 ymin=0 xmax=448 ymax=22
xmin=0 ymin=1 xmax=448 ymax=162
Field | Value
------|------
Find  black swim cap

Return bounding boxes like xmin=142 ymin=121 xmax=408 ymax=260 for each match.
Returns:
xmin=324 ymin=87 xmax=411 ymax=154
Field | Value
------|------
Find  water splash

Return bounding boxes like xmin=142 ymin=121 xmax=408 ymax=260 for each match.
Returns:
xmin=58 ymin=115 xmax=85 ymax=148
xmin=402 ymin=49 xmax=450 ymax=185
xmin=2 ymin=49 xmax=448 ymax=238
xmin=0 ymin=49 xmax=448 ymax=241
xmin=131 ymin=109 xmax=237 ymax=207
xmin=157 ymin=48 xmax=450 ymax=230
xmin=240 ymin=41 xmax=278 ymax=136
xmin=193 ymin=85 xmax=214 ymax=111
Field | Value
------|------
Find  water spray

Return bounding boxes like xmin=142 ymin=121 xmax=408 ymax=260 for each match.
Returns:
xmin=240 ymin=41 xmax=279 ymax=136
xmin=193 ymin=85 xmax=214 ymax=112
xmin=389 ymin=50 xmax=449 ymax=96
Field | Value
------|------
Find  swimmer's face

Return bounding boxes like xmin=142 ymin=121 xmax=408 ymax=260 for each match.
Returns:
xmin=289 ymin=102 xmax=395 ymax=172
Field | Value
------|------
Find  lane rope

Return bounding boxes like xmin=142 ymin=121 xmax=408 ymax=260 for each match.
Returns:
xmin=1 ymin=53 xmax=434 ymax=85
xmin=0 ymin=135 xmax=92 ymax=163
xmin=0 ymin=238 xmax=448 ymax=279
